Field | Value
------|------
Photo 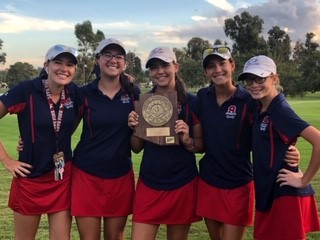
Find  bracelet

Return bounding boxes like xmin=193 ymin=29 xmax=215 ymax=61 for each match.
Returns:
xmin=185 ymin=138 xmax=195 ymax=151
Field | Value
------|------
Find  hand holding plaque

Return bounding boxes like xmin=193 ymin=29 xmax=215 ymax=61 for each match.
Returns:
xmin=133 ymin=92 xmax=179 ymax=145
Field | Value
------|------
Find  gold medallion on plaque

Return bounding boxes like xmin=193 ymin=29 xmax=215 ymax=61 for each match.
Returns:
xmin=142 ymin=95 xmax=173 ymax=127
xmin=134 ymin=92 xmax=179 ymax=145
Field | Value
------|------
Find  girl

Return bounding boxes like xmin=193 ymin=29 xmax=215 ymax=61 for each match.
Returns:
xmin=128 ymin=47 xmax=203 ymax=240
xmin=71 ymin=38 xmax=139 ymax=240
xmin=0 ymin=44 xmax=78 ymax=240
xmin=238 ymin=55 xmax=320 ymax=240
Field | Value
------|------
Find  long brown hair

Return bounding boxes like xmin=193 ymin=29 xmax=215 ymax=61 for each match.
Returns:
xmin=174 ymin=73 xmax=187 ymax=106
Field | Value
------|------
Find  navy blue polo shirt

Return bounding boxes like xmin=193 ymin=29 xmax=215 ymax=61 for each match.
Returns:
xmin=72 ymin=78 xmax=139 ymax=178
xmin=197 ymin=85 xmax=254 ymax=189
xmin=0 ymin=77 xmax=78 ymax=177
xmin=139 ymin=92 xmax=199 ymax=190
xmin=252 ymin=93 xmax=314 ymax=211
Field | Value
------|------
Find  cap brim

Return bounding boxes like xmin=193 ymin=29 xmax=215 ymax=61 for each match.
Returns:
xmin=145 ymin=56 xmax=173 ymax=68
xmin=238 ymin=69 xmax=272 ymax=81
xmin=53 ymin=52 xmax=78 ymax=64
xmin=203 ymin=53 xmax=230 ymax=68
xmin=105 ymin=43 xmax=126 ymax=55
xmin=97 ymin=43 xmax=126 ymax=55
xmin=203 ymin=51 xmax=231 ymax=62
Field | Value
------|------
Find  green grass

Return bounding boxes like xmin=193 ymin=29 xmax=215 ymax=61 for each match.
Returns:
xmin=1 ymin=95 xmax=320 ymax=239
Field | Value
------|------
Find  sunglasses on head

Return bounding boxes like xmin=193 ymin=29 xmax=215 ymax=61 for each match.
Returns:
xmin=203 ymin=46 xmax=230 ymax=57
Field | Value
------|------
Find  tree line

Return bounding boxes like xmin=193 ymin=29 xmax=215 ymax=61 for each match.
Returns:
xmin=0 ymin=11 xmax=319 ymax=97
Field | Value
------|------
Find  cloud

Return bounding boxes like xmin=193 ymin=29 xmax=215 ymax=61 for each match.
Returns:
xmin=0 ymin=3 xmax=18 ymax=14
xmin=0 ymin=12 xmax=74 ymax=33
xmin=236 ymin=0 xmax=320 ymax=42
xmin=141 ymin=16 xmax=228 ymax=50
xmin=151 ymin=26 xmax=185 ymax=45
xmin=191 ymin=16 xmax=208 ymax=21
xmin=94 ymin=21 xmax=136 ymax=30
xmin=187 ymin=0 xmax=320 ymax=45
xmin=206 ymin=0 xmax=235 ymax=12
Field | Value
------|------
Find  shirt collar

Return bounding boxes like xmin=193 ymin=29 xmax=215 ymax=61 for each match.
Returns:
xmin=206 ymin=84 xmax=249 ymax=101
xmin=264 ymin=93 xmax=285 ymax=114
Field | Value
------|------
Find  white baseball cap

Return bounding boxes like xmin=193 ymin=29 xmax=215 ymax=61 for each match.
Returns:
xmin=238 ymin=55 xmax=277 ymax=81
xmin=95 ymin=38 xmax=126 ymax=55
xmin=145 ymin=47 xmax=177 ymax=68
xmin=45 ymin=44 xmax=78 ymax=64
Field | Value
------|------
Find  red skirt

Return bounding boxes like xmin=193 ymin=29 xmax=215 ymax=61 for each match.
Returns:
xmin=254 ymin=195 xmax=320 ymax=240
xmin=196 ymin=178 xmax=254 ymax=226
xmin=8 ymin=161 xmax=72 ymax=215
xmin=71 ymin=165 xmax=135 ymax=217
xmin=133 ymin=177 xmax=201 ymax=224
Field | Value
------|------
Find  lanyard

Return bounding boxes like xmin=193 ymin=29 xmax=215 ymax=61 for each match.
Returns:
xmin=43 ymin=80 xmax=66 ymax=152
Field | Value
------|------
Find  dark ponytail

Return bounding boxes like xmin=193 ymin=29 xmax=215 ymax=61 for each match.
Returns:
xmin=39 ymin=68 xmax=48 ymax=79
xmin=120 ymin=73 xmax=135 ymax=95
xmin=86 ymin=63 xmax=100 ymax=83
xmin=174 ymin=73 xmax=189 ymax=121
xmin=174 ymin=73 xmax=187 ymax=106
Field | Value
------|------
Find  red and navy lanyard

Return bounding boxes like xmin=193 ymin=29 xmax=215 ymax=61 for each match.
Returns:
xmin=43 ymin=80 xmax=66 ymax=153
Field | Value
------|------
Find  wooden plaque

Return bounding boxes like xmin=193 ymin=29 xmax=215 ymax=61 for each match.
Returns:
xmin=134 ymin=92 xmax=179 ymax=145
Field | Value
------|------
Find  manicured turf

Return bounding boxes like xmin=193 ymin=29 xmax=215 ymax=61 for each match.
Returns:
xmin=1 ymin=95 xmax=320 ymax=239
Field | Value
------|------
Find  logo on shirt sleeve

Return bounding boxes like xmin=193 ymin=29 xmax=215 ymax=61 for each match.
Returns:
xmin=260 ymin=116 xmax=269 ymax=131
xmin=225 ymin=105 xmax=237 ymax=119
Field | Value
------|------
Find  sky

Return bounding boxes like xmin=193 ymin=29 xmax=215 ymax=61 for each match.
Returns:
xmin=0 ymin=0 xmax=320 ymax=71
